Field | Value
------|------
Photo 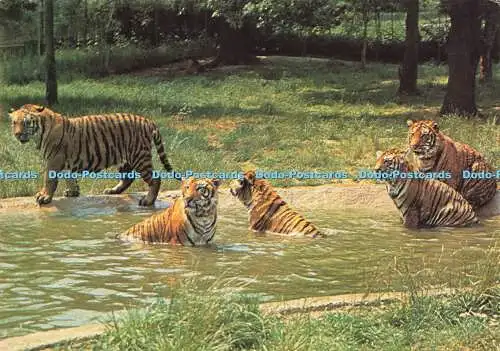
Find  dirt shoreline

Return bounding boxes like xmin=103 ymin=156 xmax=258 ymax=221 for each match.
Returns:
xmin=0 ymin=184 xmax=498 ymax=218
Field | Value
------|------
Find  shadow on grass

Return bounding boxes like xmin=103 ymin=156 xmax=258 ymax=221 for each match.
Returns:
xmin=1 ymin=94 xmax=281 ymax=120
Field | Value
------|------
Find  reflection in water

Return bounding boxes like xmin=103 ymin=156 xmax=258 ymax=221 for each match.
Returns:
xmin=0 ymin=203 xmax=498 ymax=339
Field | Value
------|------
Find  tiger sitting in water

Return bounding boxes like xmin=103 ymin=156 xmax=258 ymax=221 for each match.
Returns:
xmin=118 ymin=177 xmax=220 ymax=245
xmin=375 ymin=148 xmax=479 ymax=228
xmin=406 ymin=119 xmax=497 ymax=209
xmin=8 ymin=104 xmax=173 ymax=206
xmin=230 ymin=170 xmax=324 ymax=237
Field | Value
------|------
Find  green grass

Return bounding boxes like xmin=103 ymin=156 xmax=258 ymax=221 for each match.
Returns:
xmin=0 ymin=37 xmax=215 ymax=84
xmin=0 ymin=56 xmax=498 ymax=199
xmin=54 ymin=268 xmax=500 ymax=351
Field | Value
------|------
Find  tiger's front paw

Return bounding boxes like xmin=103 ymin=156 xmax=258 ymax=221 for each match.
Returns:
xmin=35 ymin=191 xmax=53 ymax=205
xmin=63 ymin=189 xmax=80 ymax=197
xmin=138 ymin=196 xmax=154 ymax=207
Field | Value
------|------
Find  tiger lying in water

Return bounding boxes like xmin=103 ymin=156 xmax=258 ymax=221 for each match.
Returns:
xmin=230 ymin=170 xmax=324 ymax=237
xmin=118 ymin=177 xmax=220 ymax=245
xmin=8 ymin=104 xmax=173 ymax=206
xmin=375 ymin=149 xmax=479 ymax=228
xmin=407 ymin=119 xmax=497 ymax=209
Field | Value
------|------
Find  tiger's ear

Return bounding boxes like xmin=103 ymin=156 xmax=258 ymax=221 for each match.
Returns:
xmin=245 ymin=170 xmax=256 ymax=184
xmin=406 ymin=119 xmax=415 ymax=127
xmin=35 ymin=105 xmax=45 ymax=112
xmin=376 ymin=150 xmax=383 ymax=159
xmin=432 ymin=121 xmax=439 ymax=132
xmin=211 ymin=178 xmax=221 ymax=188
xmin=8 ymin=107 xmax=15 ymax=113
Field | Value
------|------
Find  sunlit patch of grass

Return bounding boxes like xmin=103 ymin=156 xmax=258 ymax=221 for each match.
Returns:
xmin=0 ymin=56 xmax=498 ymax=198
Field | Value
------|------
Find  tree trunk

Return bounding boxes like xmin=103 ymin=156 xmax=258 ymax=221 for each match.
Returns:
xmin=44 ymin=0 xmax=57 ymax=106
xmin=83 ymin=0 xmax=88 ymax=46
xmin=214 ymin=19 xmax=255 ymax=65
xmin=38 ymin=0 xmax=44 ymax=56
xmin=479 ymin=2 xmax=500 ymax=82
xmin=398 ymin=0 xmax=420 ymax=95
xmin=153 ymin=5 xmax=159 ymax=46
xmin=494 ymin=28 xmax=500 ymax=63
xmin=440 ymin=0 xmax=482 ymax=117
xmin=361 ymin=13 xmax=368 ymax=69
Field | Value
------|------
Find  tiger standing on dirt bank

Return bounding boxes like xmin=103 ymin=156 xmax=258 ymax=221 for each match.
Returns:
xmin=375 ymin=149 xmax=479 ymax=228
xmin=406 ymin=119 xmax=497 ymax=209
xmin=230 ymin=170 xmax=324 ymax=237
xmin=118 ymin=177 xmax=220 ymax=245
xmin=8 ymin=104 xmax=173 ymax=206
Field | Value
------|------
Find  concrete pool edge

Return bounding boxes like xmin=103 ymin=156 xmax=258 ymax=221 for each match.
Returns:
xmin=0 ymin=286 xmax=477 ymax=351
xmin=0 ymin=184 xmax=498 ymax=217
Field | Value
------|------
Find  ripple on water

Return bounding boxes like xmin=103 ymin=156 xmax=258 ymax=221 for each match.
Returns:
xmin=0 ymin=204 xmax=498 ymax=340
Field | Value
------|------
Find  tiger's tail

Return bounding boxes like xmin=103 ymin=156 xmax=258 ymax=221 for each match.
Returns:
xmin=152 ymin=124 xmax=173 ymax=172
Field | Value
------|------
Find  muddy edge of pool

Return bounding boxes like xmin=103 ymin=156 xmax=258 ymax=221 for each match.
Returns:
xmin=0 ymin=286 xmax=472 ymax=351
xmin=0 ymin=184 xmax=499 ymax=218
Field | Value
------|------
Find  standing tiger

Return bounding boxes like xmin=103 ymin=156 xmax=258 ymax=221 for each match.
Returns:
xmin=407 ymin=119 xmax=497 ymax=209
xmin=8 ymin=104 xmax=173 ymax=206
xmin=118 ymin=177 xmax=220 ymax=245
xmin=230 ymin=170 xmax=324 ymax=237
xmin=375 ymin=149 xmax=479 ymax=228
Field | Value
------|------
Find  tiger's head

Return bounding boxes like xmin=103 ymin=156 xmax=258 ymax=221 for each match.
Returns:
xmin=407 ymin=119 xmax=442 ymax=171
xmin=8 ymin=104 xmax=53 ymax=143
xmin=229 ymin=170 xmax=257 ymax=207
xmin=375 ymin=149 xmax=412 ymax=197
xmin=374 ymin=148 xmax=408 ymax=174
xmin=181 ymin=177 xmax=221 ymax=216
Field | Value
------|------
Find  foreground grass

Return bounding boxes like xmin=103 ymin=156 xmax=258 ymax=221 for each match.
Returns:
xmin=52 ymin=245 xmax=500 ymax=351
xmin=0 ymin=56 xmax=498 ymax=198
xmin=55 ymin=281 xmax=500 ymax=351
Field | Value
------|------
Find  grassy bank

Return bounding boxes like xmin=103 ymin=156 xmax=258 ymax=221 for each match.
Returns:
xmin=0 ymin=56 xmax=498 ymax=199
xmin=0 ymin=37 xmax=215 ymax=85
xmin=52 ymin=245 xmax=500 ymax=350
xmin=55 ymin=277 xmax=500 ymax=350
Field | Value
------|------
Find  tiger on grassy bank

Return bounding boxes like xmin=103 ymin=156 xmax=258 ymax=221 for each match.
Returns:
xmin=118 ymin=177 xmax=220 ymax=245
xmin=8 ymin=104 xmax=173 ymax=206
xmin=407 ymin=119 xmax=497 ymax=209
xmin=230 ymin=170 xmax=324 ymax=237
xmin=375 ymin=149 xmax=479 ymax=228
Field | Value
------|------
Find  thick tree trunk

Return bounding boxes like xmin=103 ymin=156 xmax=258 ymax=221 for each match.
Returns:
xmin=83 ymin=0 xmax=88 ymax=46
xmin=44 ymin=0 xmax=57 ymax=106
xmin=398 ymin=0 xmax=420 ymax=95
xmin=38 ymin=0 xmax=44 ymax=56
xmin=479 ymin=2 xmax=500 ymax=82
xmin=214 ymin=19 xmax=255 ymax=65
xmin=360 ymin=13 xmax=368 ymax=69
xmin=440 ymin=0 xmax=482 ymax=117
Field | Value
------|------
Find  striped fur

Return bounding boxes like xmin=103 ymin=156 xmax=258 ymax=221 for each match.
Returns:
xmin=118 ymin=178 xmax=220 ymax=245
xmin=375 ymin=149 xmax=479 ymax=228
xmin=8 ymin=104 xmax=172 ymax=206
xmin=230 ymin=171 xmax=324 ymax=237
xmin=407 ymin=119 xmax=497 ymax=209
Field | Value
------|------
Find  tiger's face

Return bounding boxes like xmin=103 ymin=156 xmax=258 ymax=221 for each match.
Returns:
xmin=8 ymin=104 xmax=48 ymax=143
xmin=374 ymin=149 xmax=407 ymax=173
xmin=229 ymin=170 xmax=255 ymax=207
xmin=407 ymin=119 xmax=441 ymax=171
xmin=375 ymin=149 xmax=409 ymax=197
xmin=182 ymin=177 xmax=221 ymax=216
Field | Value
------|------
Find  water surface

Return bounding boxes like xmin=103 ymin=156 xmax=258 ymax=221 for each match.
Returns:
xmin=0 ymin=199 xmax=498 ymax=338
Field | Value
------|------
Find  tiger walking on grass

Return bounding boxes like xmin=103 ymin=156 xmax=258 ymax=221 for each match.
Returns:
xmin=8 ymin=104 xmax=173 ymax=206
